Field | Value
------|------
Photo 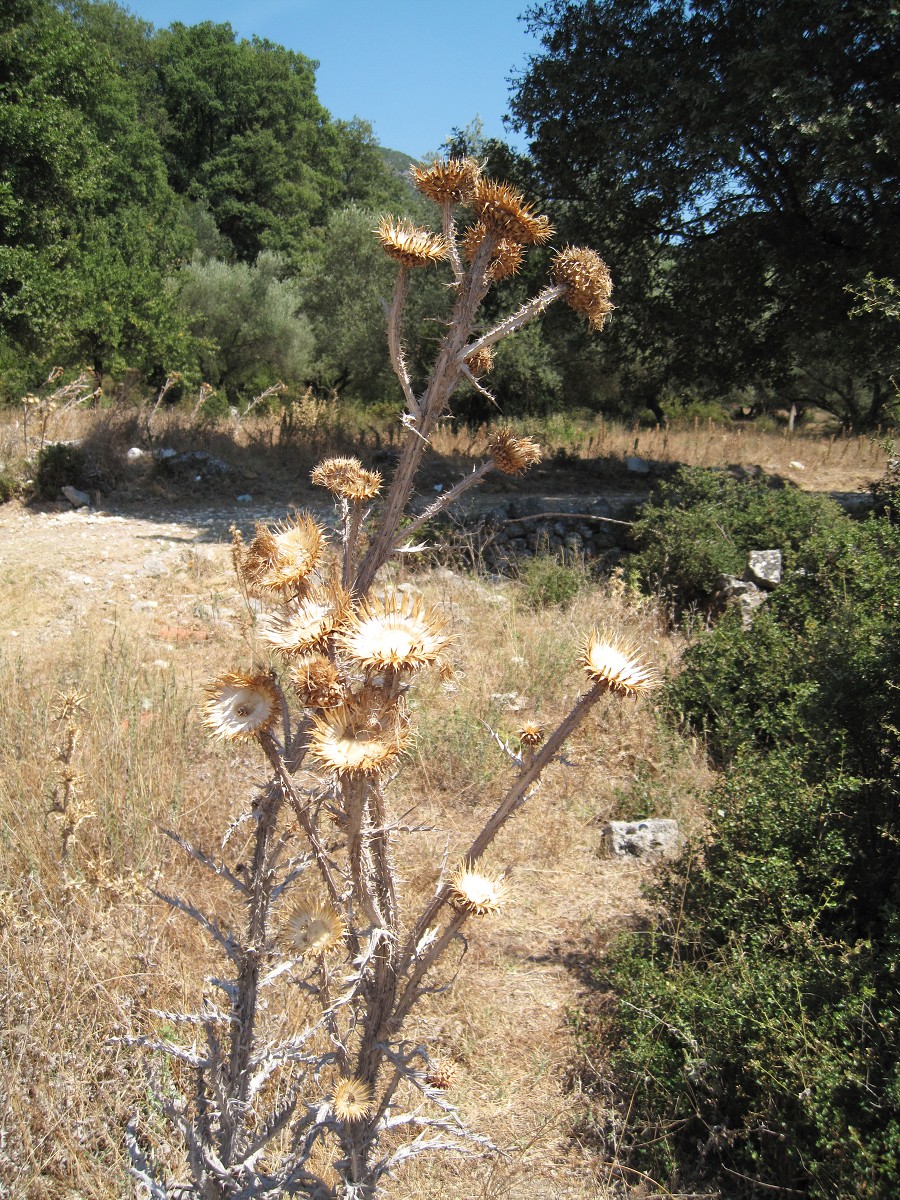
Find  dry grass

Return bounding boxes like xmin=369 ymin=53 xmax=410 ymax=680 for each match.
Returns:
xmin=0 ymin=402 xmax=888 ymax=514
xmin=0 ymin=497 xmax=710 ymax=1198
xmin=429 ymin=411 xmax=888 ymax=495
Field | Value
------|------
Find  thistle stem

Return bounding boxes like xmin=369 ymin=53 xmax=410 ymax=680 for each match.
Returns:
xmin=398 ymin=681 xmax=606 ymax=986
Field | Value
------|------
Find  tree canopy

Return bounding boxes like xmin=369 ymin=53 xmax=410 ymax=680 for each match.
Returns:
xmin=0 ymin=0 xmax=189 ymax=375
xmin=512 ymin=0 xmax=900 ymax=425
xmin=0 ymin=1 xmax=412 ymax=395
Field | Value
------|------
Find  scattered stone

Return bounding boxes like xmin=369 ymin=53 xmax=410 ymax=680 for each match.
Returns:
xmin=132 ymin=600 xmax=159 ymax=613
xmin=625 ymin=455 xmax=650 ymax=474
xmin=155 ymin=447 xmax=178 ymax=460
xmin=236 ymin=493 xmax=252 ymax=503
xmin=62 ymin=485 xmax=92 ymax=508
xmin=789 ymin=460 xmax=806 ymax=470
xmin=748 ymin=549 xmax=782 ymax=589
xmin=127 ymin=447 xmax=145 ymax=460
xmin=601 ymin=818 xmax=682 ymax=859
xmin=713 ymin=574 xmax=769 ymax=629
xmin=142 ymin=554 xmax=169 ymax=577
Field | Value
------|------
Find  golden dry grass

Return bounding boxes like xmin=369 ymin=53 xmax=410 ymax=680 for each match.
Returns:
xmin=429 ymin=412 xmax=888 ymax=495
xmin=0 ymin=494 xmax=711 ymax=1198
xmin=0 ymin=402 xmax=887 ymax=514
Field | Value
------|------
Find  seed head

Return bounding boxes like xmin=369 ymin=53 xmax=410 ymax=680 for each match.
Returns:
xmin=487 ymin=429 xmax=542 ymax=476
xmin=331 ymin=1076 xmax=374 ymax=1122
xmin=449 ymin=861 xmax=508 ymax=916
xmin=411 ymin=157 xmax=481 ymax=205
xmin=203 ymin=672 xmax=281 ymax=740
xmin=235 ymin=515 xmax=324 ymax=595
xmin=258 ymin=586 xmax=350 ymax=657
xmin=550 ymin=247 xmax=614 ymax=331
xmin=376 ymin=217 xmax=448 ymax=268
xmin=311 ymin=456 xmax=382 ymax=503
xmin=290 ymin=656 xmax=345 ymax=710
xmin=465 ymin=346 xmax=495 ymax=378
xmin=472 ymin=180 xmax=554 ymax=245
xmin=424 ymin=1054 xmax=457 ymax=1090
xmin=517 ymin=721 xmax=545 ymax=750
xmin=336 ymin=593 xmax=452 ymax=674
xmin=284 ymin=897 xmax=346 ymax=956
xmin=582 ymin=632 xmax=661 ymax=697
xmin=461 ymin=223 xmax=524 ymax=280
xmin=307 ymin=703 xmax=409 ymax=779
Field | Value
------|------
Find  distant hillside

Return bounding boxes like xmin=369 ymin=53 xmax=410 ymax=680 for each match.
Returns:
xmin=379 ymin=147 xmax=419 ymax=177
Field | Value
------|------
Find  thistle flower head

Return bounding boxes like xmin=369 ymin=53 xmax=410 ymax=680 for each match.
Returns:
xmin=461 ymin=223 xmax=525 ymax=280
xmin=331 ymin=1076 xmax=374 ymax=1122
xmin=449 ymin=861 xmax=508 ymax=916
xmin=465 ymin=346 xmax=495 ymax=378
xmin=411 ymin=157 xmax=481 ymax=205
xmin=236 ymin=515 xmax=324 ymax=594
xmin=517 ymin=721 xmax=545 ymax=750
xmin=376 ymin=217 xmax=448 ymax=268
xmin=307 ymin=703 xmax=409 ymax=779
xmin=487 ymin=429 xmax=542 ymax=476
xmin=336 ymin=593 xmax=452 ymax=674
xmin=203 ymin=672 xmax=281 ymax=740
xmin=472 ymin=180 xmax=554 ymax=245
xmin=582 ymin=632 xmax=661 ymax=697
xmin=290 ymin=655 xmax=345 ymax=710
xmin=258 ymin=585 xmax=350 ymax=657
xmin=310 ymin=456 xmax=382 ymax=503
xmin=550 ymin=247 xmax=614 ymax=331
xmin=283 ymin=897 xmax=346 ymax=956
xmin=424 ymin=1054 xmax=457 ymax=1090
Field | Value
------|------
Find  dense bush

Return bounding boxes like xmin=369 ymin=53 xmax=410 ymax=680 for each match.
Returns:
xmin=33 ymin=442 xmax=88 ymax=499
xmin=628 ymin=466 xmax=846 ymax=612
xmin=582 ymin=509 xmax=900 ymax=1197
xmin=175 ymin=252 xmax=314 ymax=399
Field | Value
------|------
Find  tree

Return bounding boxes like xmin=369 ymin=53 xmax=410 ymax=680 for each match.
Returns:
xmin=152 ymin=23 xmax=406 ymax=264
xmin=512 ymin=0 xmax=900 ymax=426
xmin=175 ymin=252 xmax=315 ymax=397
xmin=0 ymin=0 xmax=189 ymax=382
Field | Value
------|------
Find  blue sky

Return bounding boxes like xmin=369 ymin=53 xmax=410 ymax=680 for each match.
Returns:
xmin=125 ymin=0 xmax=541 ymax=158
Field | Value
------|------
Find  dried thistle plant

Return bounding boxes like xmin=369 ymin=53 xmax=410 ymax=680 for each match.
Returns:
xmin=20 ymin=368 xmax=98 ymax=453
xmin=47 ymin=690 xmax=92 ymax=859
xmin=128 ymin=159 xmax=651 ymax=1199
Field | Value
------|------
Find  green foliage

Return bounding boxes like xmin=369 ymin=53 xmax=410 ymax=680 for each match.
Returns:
xmin=175 ymin=252 xmax=314 ymax=398
xmin=150 ymin=22 xmax=406 ymax=264
xmin=628 ymin=466 xmax=846 ymax=611
xmin=33 ymin=442 xmax=87 ymax=499
xmin=0 ymin=0 xmax=190 ymax=375
xmin=587 ymin=508 xmax=900 ymax=1196
xmin=517 ymin=553 xmax=586 ymax=610
xmin=513 ymin=1 xmax=900 ymax=426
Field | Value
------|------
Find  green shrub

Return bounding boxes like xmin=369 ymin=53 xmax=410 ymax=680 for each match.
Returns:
xmin=518 ymin=552 xmax=586 ymax=609
xmin=584 ymin=510 xmax=900 ymax=1198
xmin=628 ymin=466 xmax=847 ymax=612
xmin=33 ymin=442 xmax=87 ymax=499
xmin=585 ymin=748 xmax=900 ymax=1199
